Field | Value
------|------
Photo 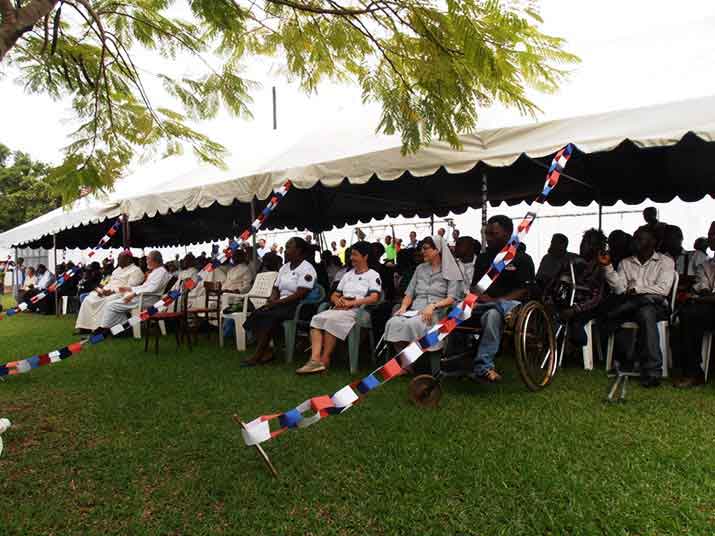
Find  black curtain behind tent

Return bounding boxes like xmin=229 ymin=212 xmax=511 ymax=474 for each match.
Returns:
xmin=20 ymin=132 xmax=715 ymax=249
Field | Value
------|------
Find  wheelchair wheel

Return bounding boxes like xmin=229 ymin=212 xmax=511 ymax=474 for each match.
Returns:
xmin=408 ymin=374 xmax=443 ymax=408
xmin=513 ymin=301 xmax=557 ymax=391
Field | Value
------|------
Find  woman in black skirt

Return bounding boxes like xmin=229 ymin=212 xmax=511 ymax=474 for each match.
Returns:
xmin=242 ymin=237 xmax=317 ymax=366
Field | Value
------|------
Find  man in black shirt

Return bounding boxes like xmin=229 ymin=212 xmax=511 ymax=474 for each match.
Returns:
xmin=466 ymin=215 xmax=532 ymax=383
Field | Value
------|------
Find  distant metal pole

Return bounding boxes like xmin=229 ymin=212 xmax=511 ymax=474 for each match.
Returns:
xmin=122 ymin=214 xmax=131 ymax=250
xmin=251 ymin=199 xmax=258 ymax=265
xmin=272 ymin=87 xmax=277 ymax=130
xmin=430 ymin=215 xmax=435 ymax=236
xmin=53 ymin=235 xmax=59 ymax=317
xmin=481 ymin=172 xmax=488 ymax=252
xmin=13 ymin=246 xmax=18 ymax=301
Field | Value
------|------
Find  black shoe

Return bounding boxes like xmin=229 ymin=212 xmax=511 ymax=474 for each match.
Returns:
xmin=640 ymin=377 xmax=661 ymax=388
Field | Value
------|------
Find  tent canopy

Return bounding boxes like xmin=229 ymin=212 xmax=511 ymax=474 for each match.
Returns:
xmin=3 ymin=95 xmax=715 ymax=249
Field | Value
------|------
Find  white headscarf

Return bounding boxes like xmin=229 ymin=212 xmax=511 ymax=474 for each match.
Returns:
xmin=432 ymin=236 xmax=462 ymax=282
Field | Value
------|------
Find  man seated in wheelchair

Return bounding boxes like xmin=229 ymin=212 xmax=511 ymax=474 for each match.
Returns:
xmin=463 ymin=215 xmax=533 ymax=384
xmin=541 ymin=229 xmax=608 ymax=349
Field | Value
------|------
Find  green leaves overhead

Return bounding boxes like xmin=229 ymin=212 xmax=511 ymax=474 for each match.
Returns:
xmin=0 ymin=0 xmax=577 ymax=202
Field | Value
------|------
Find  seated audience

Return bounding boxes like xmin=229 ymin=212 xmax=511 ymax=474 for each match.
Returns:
xmin=384 ymin=236 xmax=461 ymax=353
xmin=333 ymin=247 xmax=352 ymax=289
xmin=75 ymin=252 xmax=145 ymax=332
xmin=607 ymin=230 xmax=636 ymax=270
xmin=320 ymin=250 xmax=341 ymax=285
xmin=241 ymin=238 xmax=317 ymax=367
xmin=674 ymin=222 xmax=715 ymax=387
xmin=465 ymin=215 xmax=531 ymax=383
xmin=223 ymin=250 xmax=254 ymax=294
xmin=454 ymin=236 xmax=477 ymax=295
xmin=95 ymin=250 xmax=172 ymax=335
xmin=395 ymin=247 xmax=418 ymax=298
xmin=369 ymin=242 xmax=396 ymax=303
xmin=552 ymin=229 xmax=607 ymax=346
xmin=21 ymin=266 xmax=37 ymax=293
xmin=661 ymin=225 xmax=689 ymax=283
xmin=517 ymin=242 xmax=536 ymax=281
xmin=78 ymin=262 xmax=103 ymax=302
xmin=689 ymin=237 xmax=709 ymax=276
xmin=537 ymin=233 xmax=574 ymax=288
xmin=296 ymin=241 xmax=381 ymax=374
xmin=26 ymin=264 xmax=55 ymax=314
xmin=602 ymin=227 xmax=675 ymax=387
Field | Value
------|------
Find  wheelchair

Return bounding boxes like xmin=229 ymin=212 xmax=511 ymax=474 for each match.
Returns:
xmin=404 ymin=266 xmax=581 ymax=408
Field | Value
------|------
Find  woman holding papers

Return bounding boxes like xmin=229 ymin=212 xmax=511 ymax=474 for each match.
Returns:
xmin=383 ymin=236 xmax=462 ymax=352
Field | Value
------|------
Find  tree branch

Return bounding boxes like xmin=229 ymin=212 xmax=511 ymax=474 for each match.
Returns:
xmin=264 ymin=0 xmax=381 ymax=16
xmin=0 ymin=0 xmax=60 ymax=62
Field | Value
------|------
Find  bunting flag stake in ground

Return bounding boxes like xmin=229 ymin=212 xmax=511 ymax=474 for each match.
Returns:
xmin=0 ymin=181 xmax=292 ymax=380
xmin=0 ymin=418 xmax=10 ymax=457
xmin=238 ymin=145 xmax=575 ymax=468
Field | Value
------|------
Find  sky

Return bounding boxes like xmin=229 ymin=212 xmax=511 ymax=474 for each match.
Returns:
xmin=2 ymin=0 xmax=715 ymax=265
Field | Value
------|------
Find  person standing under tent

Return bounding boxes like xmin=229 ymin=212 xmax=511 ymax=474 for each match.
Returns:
xmin=453 ymin=236 xmax=477 ymax=297
xmin=337 ymin=239 xmax=347 ymax=265
xmin=689 ymin=237 xmax=709 ymax=276
xmin=406 ymin=231 xmax=419 ymax=250
xmin=384 ymin=235 xmax=397 ymax=264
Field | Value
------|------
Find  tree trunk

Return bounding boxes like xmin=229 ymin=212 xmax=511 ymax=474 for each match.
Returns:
xmin=0 ymin=0 xmax=60 ymax=63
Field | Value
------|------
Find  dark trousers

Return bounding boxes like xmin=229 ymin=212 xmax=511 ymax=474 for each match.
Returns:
xmin=602 ymin=295 xmax=669 ymax=378
xmin=678 ymin=302 xmax=715 ymax=377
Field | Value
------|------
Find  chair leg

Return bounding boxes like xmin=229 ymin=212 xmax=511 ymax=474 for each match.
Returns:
xmin=582 ymin=320 xmax=594 ymax=371
xmin=368 ymin=328 xmax=376 ymax=365
xmin=219 ymin=315 xmax=224 ymax=348
xmin=236 ymin=314 xmax=247 ymax=352
xmin=702 ymin=333 xmax=712 ymax=382
xmin=348 ymin=326 xmax=360 ymax=374
xmin=144 ymin=321 xmax=150 ymax=352
xmin=175 ymin=320 xmax=181 ymax=349
xmin=283 ymin=321 xmax=297 ymax=363
xmin=606 ymin=333 xmax=615 ymax=371
xmin=657 ymin=322 xmax=669 ymax=378
xmin=159 ymin=320 xmax=167 ymax=336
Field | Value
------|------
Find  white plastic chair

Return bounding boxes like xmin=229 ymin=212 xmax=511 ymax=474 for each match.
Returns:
xmin=605 ymin=273 xmax=679 ymax=378
xmin=219 ymin=271 xmax=278 ymax=351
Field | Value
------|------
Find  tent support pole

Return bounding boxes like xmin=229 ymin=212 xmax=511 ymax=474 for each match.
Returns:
xmin=13 ymin=246 xmax=19 ymax=301
xmin=121 ymin=214 xmax=131 ymax=250
xmin=53 ymin=234 xmax=59 ymax=317
xmin=251 ymin=199 xmax=258 ymax=265
xmin=430 ymin=215 xmax=434 ymax=236
xmin=481 ymin=172 xmax=488 ymax=252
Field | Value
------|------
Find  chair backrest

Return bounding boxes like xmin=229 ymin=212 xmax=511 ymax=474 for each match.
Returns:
xmin=249 ymin=271 xmax=278 ymax=309
xmin=204 ymin=281 xmax=222 ymax=310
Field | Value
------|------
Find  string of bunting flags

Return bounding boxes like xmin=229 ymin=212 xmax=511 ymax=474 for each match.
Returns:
xmin=0 ymin=181 xmax=292 ymax=379
xmin=0 ymin=217 xmax=124 ymax=320
xmin=239 ymin=145 xmax=574 ymax=447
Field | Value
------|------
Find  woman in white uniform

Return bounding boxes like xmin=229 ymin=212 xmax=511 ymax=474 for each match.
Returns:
xmin=383 ymin=236 xmax=462 ymax=352
xmin=296 ymin=241 xmax=381 ymax=374
xmin=242 ymin=237 xmax=317 ymax=366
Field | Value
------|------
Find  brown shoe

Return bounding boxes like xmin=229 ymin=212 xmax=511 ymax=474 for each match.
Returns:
xmin=470 ymin=369 xmax=503 ymax=384
xmin=673 ymin=376 xmax=705 ymax=388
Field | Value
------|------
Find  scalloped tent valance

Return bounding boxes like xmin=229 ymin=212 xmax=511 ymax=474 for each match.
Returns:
xmin=3 ymin=95 xmax=715 ymax=249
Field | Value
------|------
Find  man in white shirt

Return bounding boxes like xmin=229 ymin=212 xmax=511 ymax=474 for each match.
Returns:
xmin=97 ymin=250 xmax=171 ymax=333
xmin=256 ymin=239 xmax=270 ymax=259
xmin=688 ymin=237 xmax=709 ymax=276
xmin=602 ymin=227 xmax=675 ymax=387
xmin=27 ymin=264 xmax=56 ymax=314
xmin=75 ymin=252 xmax=144 ymax=332
xmin=675 ymin=222 xmax=715 ymax=387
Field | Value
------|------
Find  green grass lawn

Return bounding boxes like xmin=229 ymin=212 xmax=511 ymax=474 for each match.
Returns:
xmin=2 ymin=301 xmax=715 ymax=535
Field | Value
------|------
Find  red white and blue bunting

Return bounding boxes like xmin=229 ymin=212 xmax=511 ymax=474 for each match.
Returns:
xmin=88 ymin=218 xmax=123 ymax=257
xmin=240 ymin=145 xmax=574 ymax=447
xmin=0 ymin=182 xmax=292 ymax=378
